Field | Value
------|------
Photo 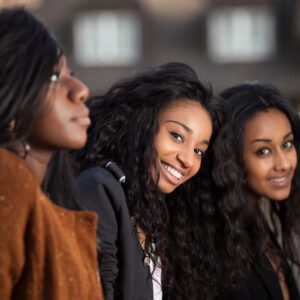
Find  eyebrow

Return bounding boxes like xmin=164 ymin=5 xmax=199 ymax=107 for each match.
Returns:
xmin=165 ymin=120 xmax=191 ymax=132
xmin=251 ymin=131 xmax=293 ymax=144
xmin=165 ymin=120 xmax=210 ymax=145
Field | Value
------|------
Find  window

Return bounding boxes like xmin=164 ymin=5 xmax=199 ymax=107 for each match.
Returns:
xmin=207 ymin=6 xmax=276 ymax=63
xmin=73 ymin=11 xmax=141 ymax=66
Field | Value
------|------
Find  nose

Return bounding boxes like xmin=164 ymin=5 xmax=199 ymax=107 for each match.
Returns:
xmin=69 ymin=77 xmax=89 ymax=103
xmin=177 ymin=147 xmax=195 ymax=168
xmin=274 ymin=150 xmax=290 ymax=171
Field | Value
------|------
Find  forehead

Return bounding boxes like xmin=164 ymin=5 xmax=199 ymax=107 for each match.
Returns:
xmin=244 ymin=108 xmax=292 ymax=141
xmin=159 ymin=98 xmax=209 ymax=119
xmin=158 ymin=98 xmax=213 ymax=138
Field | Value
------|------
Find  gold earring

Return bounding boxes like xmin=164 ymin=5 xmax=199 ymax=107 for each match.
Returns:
xmin=7 ymin=119 xmax=16 ymax=140
xmin=7 ymin=119 xmax=16 ymax=132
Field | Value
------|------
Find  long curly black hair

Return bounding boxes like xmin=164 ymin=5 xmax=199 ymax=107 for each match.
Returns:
xmin=74 ymin=62 xmax=221 ymax=299
xmin=213 ymin=82 xmax=300 ymax=293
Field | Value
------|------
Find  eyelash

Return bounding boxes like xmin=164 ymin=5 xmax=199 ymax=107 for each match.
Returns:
xmin=283 ymin=140 xmax=294 ymax=149
xmin=256 ymin=148 xmax=271 ymax=156
xmin=49 ymin=68 xmax=74 ymax=84
xmin=170 ymin=132 xmax=205 ymax=157
xmin=256 ymin=140 xmax=295 ymax=156
xmin=194 ymin=148 xmax=205 ymax=157
xmin=170 ymin=132 xmax=183 ymax=143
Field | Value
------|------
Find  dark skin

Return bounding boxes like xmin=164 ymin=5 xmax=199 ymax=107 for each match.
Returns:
xmin=15 ymin=55 xmax=89 ymax=184
xmin=25 ymin=148 xmax=52 ymax=185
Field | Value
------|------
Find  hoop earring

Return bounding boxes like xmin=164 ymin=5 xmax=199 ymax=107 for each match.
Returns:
xmin=22 ymin=141 xmax=31 ymax=159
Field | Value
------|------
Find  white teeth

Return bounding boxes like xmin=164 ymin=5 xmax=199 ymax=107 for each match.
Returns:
xmin=270 ymin=177 xmax=286 ymax=182
xmin=162 ymin=163 xmax=182 ymax=179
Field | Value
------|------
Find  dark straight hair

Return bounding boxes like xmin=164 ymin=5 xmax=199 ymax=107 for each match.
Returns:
xmin=0 ymin=7 xmax=82 ymax=210
xmin=0 ymin=6 xmax=60 ymax=147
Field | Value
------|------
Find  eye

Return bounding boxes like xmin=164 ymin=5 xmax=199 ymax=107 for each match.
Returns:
xmin=170 ymin=132 xmax=184 ymax=143
xmin=194 ymin=148 xmax=204 ymax=157
xmin=282 ymin=140 xmax=294 ymax=149
xmin=50 ymin=71 xmax=60 ymax=83
xmin=256 ymin=148 xmax=271 ymax=156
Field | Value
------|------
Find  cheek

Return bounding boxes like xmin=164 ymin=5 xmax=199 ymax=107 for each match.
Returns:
xmin=245 ymin=161 xmax=268 ymax=190
xmin=185 ymin=160 xmax=201 ymax=181
xmin=38 ymin=98 xmax=69 ymax=129
xmin=150 ymin=164 xmax=159 ymax=184
xmin=193 ymin=160 xmax=201 ymax=174
xmin=154 ymin=132 xmax=175 ymax=157
xmin=30 ymin=105 xmax=75 ymax=148
xmin=153 ymin=131 xmax=162 ymax=154
xmin=291 ymin=149 xmax=298 ymax=170
xmin=246 ymin=172 xmax=262 ymax=192
xmin=44 ymin=109 xmax=70 ymax=138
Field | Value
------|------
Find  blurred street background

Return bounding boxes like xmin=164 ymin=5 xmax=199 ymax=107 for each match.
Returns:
xmin=2 ymin=0 xmax=300 ymax=108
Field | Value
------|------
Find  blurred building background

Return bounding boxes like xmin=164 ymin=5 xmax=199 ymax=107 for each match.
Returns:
xmin=2 ymin=0 xmax=300 ymax=107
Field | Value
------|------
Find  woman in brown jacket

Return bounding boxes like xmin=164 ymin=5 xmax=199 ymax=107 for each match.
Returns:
xmin=0 ymin=7 xmax=103 ymax=299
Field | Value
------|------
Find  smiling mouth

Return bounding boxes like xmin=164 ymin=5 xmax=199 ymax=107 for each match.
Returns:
xmin=269 ymin=175 xmax=290 ymax=187
xmin=161 ymin=162 xmax=183 ymax=180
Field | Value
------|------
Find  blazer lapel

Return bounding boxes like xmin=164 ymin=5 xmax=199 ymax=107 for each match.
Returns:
xmin=254 ymin=255 xmax=284 ymax=300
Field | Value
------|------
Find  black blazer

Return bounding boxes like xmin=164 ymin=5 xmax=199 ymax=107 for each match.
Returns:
xmin=76 ymin=166 xmax=153 ymax=300
xmin=220 ymin=255 xmax=299 ymax=300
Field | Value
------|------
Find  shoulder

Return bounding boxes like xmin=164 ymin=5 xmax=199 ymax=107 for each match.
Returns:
xmin=0 ymin=148 xmax=36 ymax=183
xmin=77 ymin=166 xmax=118 ymax=184
xmin=76 ymin=166 xmax=126 ymax=211
xmin=0 ymin=149 xmax=42 ymax=262
xmin=0 ymin=149 xmax=37 ymax=213
xmin=77 ymin=166 xmax=124 ymax=193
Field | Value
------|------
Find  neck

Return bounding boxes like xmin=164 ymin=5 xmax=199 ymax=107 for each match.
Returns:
xmin=7 ymin=141 xmax=54 ymax=185
xmin=24 ymin=146 xmax=53 ymax=185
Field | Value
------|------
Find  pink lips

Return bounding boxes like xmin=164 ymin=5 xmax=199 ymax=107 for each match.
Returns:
xmin=72 ymin=106 xmax=91 ymax=127
xmin=76 ymin=116 xmax=91 ymax=126
xmin=160 ymin=161 xmax=184 ymax=186
xmin=72 ymin=114 xmax=91 ymax=127
xmin=268 ymin=175 xmax=291 ymax=188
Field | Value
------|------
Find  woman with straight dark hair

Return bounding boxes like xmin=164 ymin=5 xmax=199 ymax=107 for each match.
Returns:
xmin=213 ymin=82 xmax=300 ymax=299
xmin=74 ymin=63 xmax=220 ymax=300
xmin=0 ymin=7 xmax=103 ymax=299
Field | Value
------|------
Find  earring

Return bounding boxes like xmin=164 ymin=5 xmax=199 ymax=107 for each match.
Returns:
xmin=7 ymin=119 xmax=16 ymax=140
xmin=8 ymin=119 xmax=16 ymax=132
xmin=22 ymin=141 xmax=31 ymax=159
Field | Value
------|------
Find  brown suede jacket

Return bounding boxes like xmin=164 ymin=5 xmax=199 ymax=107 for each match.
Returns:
xmin=0 ymin=149 xmax=103 ymax=299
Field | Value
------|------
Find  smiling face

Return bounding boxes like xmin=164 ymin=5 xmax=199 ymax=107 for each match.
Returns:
xmin=243 ymin=108 xmax=297 ymax=201
xmin=28 ymin=55 xmax=90 ymax=151
xmin=152 ymin=98 xmax=213 ymax=194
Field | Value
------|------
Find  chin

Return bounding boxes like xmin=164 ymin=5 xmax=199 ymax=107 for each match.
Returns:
xmin=269 ymin=195 xmax=290 ymax=202
xmin=158 ymin=183 xmax=177 ymax=194
xmin=66 ymin=139 xmax=87 ymax=150
xmin=268 ymin=191 xmax=291 ymax=202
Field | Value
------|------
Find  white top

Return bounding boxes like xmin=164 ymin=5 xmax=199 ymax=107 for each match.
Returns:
xmin=149 ymin=257 xmax=162 ymax=300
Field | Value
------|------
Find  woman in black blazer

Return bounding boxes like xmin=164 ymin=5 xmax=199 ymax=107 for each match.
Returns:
xmin=74 ymin=63 xmax=221 ymax=300
xmin=76 ymin=164 xmax=152 ymax=299
xmin=213 ymin=83 xmax=300 ymax=299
